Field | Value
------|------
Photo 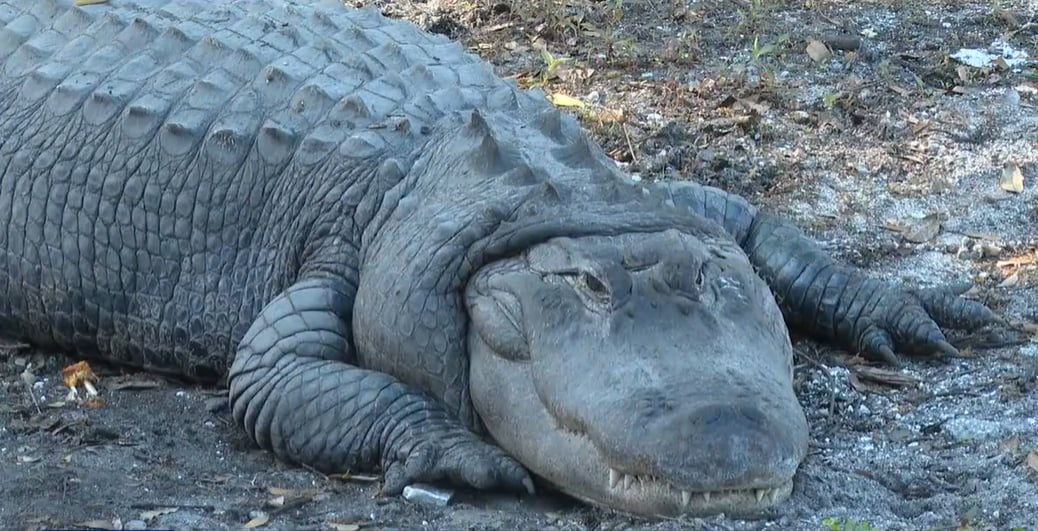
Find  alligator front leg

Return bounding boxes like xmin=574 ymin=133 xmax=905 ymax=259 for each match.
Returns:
xmin=655 ymin=181 xmax=998 ymax=363
xmin=227 ymin=278 xmax=533 ymax=494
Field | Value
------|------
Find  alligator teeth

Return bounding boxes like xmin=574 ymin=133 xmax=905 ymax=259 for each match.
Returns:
xmin=623 ymin=474 xmax=634 ymax=490
xmin=609 ymin=468 xmax=620 ymax=489
xmin=681 ymin=490 xmax=692 ymax=507
xmin=702 ymin=491 xmax=711 ymax=503
xmin=770 ymin=488 xmax=781 ymax=503
xmin=755 ymin=489 xmax=766 ymax=503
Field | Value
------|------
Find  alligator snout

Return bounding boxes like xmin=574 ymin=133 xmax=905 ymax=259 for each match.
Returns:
xmin=591 ymin=392 xmax=807 ymax=488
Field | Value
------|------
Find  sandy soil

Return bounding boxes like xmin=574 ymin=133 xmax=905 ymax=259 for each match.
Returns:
xmin=2 ymin=0 xmax=1037 ymax=529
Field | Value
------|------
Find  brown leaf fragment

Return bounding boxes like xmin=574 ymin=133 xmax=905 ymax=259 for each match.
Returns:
xmin=998 ymin=272 xmax=1020 ymax=288
xmin=1026 ymin=451 xmax=1038 ymax=474
xmin=806 ymin=40 xmax=831 ymax=63
xmin=999 ymin=161 xmax=1024 ymax=193
xmin=589 ymin=107 xmax=624 ymax=123
xmin=900 ymin=214 xmax=942 ymax=243
xmin=888 ymin=84 xmax=911 ymax=96
xmin=996 ymin=9 xmax=1022 ymax=28
xmin=63 ymin=361 xmax=97 ymax=388
xmin=736 ymin=97 xmax=769 ymax=115
xmin=1000 ymin=436 xmax=1021 ymax=455
xmin=956 ymin=65 xmax=972 ymax=82
xmin=848 ymin=371 xmax=870 ymax=393
xmin=243 ymin=513 xmax=270 ymax=528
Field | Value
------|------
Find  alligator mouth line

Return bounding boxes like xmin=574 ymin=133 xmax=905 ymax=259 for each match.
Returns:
xmin=604 ymin=468 xmax=793 ymax=511
xmin=547 ymin=411 xmax=795 ymax=514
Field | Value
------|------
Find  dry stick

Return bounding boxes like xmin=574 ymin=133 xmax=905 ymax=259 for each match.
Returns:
xmin=24 ymin=383 xmax=41 ymax=414
xmin=621 ymin=122 xmax=637 ymax=164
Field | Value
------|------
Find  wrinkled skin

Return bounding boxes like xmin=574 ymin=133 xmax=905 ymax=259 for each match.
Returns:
xmin=0 ymin=0 xmax=998 ymax=519
xmin=468 ymin=232 xmax=807 ymax=515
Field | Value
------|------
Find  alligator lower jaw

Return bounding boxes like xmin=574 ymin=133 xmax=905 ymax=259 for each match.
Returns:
xmin=597 ymin=468 xmax=793 ymax=515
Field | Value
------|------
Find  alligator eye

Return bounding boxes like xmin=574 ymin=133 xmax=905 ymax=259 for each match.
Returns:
xmin=582 ymin=272 xmax=610 ymax=299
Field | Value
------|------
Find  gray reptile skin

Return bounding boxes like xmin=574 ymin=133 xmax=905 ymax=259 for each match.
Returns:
xmin=0 ymin=0 xmax=996 ymax=517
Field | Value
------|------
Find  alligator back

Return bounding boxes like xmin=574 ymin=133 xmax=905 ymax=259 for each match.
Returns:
xmin=0 ymin=0 xmax=531 ymax=379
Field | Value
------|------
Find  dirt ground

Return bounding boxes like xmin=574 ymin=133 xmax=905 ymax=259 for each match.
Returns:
xmin=2 ymin=0 xmax=1037 ymax=530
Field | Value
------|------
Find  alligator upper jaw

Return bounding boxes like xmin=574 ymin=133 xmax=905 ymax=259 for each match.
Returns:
xmin=586 ymin=467 xmax=793 ymax=517
xmin=532 ymin=423 xmax=796 ymax=518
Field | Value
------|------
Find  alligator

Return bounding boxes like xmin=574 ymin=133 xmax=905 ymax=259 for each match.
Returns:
xmin=0 ymin=0 xmax=996 ymax=518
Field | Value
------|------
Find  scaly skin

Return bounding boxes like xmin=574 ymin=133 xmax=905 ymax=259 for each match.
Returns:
xmin=0 ymin=0 xmax=997 ymax=517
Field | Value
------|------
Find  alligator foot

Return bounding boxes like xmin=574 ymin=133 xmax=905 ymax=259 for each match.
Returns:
xmin=840 ymin=277 xmax=999 ymax=365
xmin=382 ymin=427 xmax=535 ymax=495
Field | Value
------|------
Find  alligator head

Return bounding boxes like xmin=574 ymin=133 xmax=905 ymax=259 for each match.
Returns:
xmin=466 ymin=229 xmax=809 ymax=517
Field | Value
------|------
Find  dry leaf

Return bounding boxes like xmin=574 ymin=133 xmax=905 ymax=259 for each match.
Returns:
xmin=1026 ymin=451 xmax=1038 ymax=474
xmin=996 ymin=9 xmax=1022 ymax=28
xmin=268 ymin=487 xmax=295 ymax=496
xmin=140 ymin=507 xmax=178 ymax=521
xmin=956 ymin=65 xmax=971 ymax=82
xmin=17 ymin=455 xmax=41 ymax=463
xmin=244 ymin=514 xmax=270 ymax=528
xmin=806 ymin=40 xmax=831 ymax=63
xmin=590 ymin=107 xmax=624 ymax=123
xmin=997 ymin=252 xmax=1037 ymax=268
xmin=888 ymin=84 xmax=910 ymax=96
xmin=998 ymin=272 xmax=1020 ymax=288
xmin=1001 ymin=436 xmax=1021 ymax=454
xmin=900 ymin=214 xmax=942 ymax=243
xmin=63 ymin=361 xmax=97 ymax=388
xmin=548 ymin=93 xmax=585 ymax=108
xmin=999 ymin=161 xmax=1024 ymax=193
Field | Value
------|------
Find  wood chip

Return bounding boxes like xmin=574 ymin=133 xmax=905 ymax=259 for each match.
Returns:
xmin=853 ymin=366 xmax=921 ymax=388
xmin=111 ymin=380 xmax=162 ymax=391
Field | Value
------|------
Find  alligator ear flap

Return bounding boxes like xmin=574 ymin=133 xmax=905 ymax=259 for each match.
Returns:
xmin=468 ymin=291 xmax=530 ymax=362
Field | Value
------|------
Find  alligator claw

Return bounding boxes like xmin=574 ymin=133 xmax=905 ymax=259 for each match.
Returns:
xmin=846 ymin=276 xmax=999 ymax=364
xmin=382 ymin=431 xmax=532 ymax=496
